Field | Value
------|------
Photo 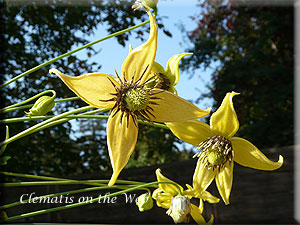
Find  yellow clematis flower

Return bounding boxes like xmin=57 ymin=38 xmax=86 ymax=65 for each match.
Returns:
xmin=152 ymin=168 xmax=218 ymax=224
xmin=146 ymin=53 xmax=192 ymax=95
xmin=166 ymin=92 xmax=284 ymax=205
xmin=49 ymin=11 xmax=210 ymax=186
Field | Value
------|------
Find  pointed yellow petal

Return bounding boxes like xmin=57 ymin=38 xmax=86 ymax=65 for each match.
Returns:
xmin=168 ymin=86 xmax=178 ymax=95
xmin=210 ymin=92 xmax=240 ymax=138
xmin=199 ymin=199 xmax=204 ymax=214
xmin=215 ymin=161 xmax=234 ymax=205
xmin=193 ymin=158 xmax=216 ymax=194
xmin=128 ymin=44 xmax=133 ymax=53
xmin=166 ymin=120 xmax=216 ymax=147
xmin=231 ymin=137 xmax=284 ymax=170
xmin=121 ymin=11 xmax=157 ymax=84
xmin=152 ymin=189 xmax=173 ymax=209
xmin=49 ymin=68 xmax=118 ymax=109
xmin=207 ymin=214 xmax=214 ymax=225
xmin=155 ymin=168 xmax=183 ymax=195
xmin=165 ymin=53 xmax=193 ymax=85
xmin=149 ymin=90 xmax=211 ymax=122
xmin=152 ymin=61 xmax=166 ymax=74
xmin=190 ymin=203 xmax=206 ymax=224
xmin=195 ymin=190 xmax=220 ymax=204
xmin=107 ymin=110 xmax=138 ymax=186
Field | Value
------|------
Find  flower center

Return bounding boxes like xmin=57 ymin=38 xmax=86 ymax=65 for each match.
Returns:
xmin=194 ymin=135 xmax=233 ymax=170
xmin=146 ymin=72 xmax=171 ymax=91
xmin=124 ymin=87 xmax=149 ymax=112
xmin=207 ymin=150 xmax=225 ymax=166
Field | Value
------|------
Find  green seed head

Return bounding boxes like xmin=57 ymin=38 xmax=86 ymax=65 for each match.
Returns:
xmin=124 ymin=87 xmax=149 ymax=112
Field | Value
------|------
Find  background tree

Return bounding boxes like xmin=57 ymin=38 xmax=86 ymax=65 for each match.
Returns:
xmin=0 ymin=0 xmax=184 ymax=177
xmin=181 ymin=1 xmax=293 ymax=149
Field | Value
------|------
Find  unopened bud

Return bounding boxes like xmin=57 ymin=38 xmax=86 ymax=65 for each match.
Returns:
xmin=26 ymin=96 xmax=55 ymax=116
xmin=132 ymin=0 xmax=158 ymax=11
xmin=166 ymin=195 xmax=191 ymax=224
xmin=136 ymin=193 xmax=153 ymax=212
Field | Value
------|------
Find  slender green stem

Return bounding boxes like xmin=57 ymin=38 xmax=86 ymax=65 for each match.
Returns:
xmin=0 ymin=19 xmax=150 ymax=89
xmin=0 ymin=181 xmax=173 ymax=222
xmin=0 ymin=105 xmax=94 ymax=147
xmin=1 ymin=115 xmax=109 ymax=124
xmin=0 ymin=171 xmax=144 ymax=188
xmin=0 ymin=96 xmax=81 ymax=114
xmin=0 ymin=114 xmax=169 ymax=129
xmin=0 ymin=180 xmax=146 ymax=187
xmin=0 ymin=90 xmax=56 ymax=112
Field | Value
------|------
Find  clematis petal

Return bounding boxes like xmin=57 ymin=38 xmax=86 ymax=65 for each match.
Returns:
xmin=152 ymin=62 xmax=166 ymax=74
xmin=210 ymin=92 xmax=240 ymax=138
xmin=215 ymin=161 xmax=234 ymax=205
xmin=168 ymin=86 xmax=177 ymax=95
xmin=199 ymin=199 xmax=204 ymax=214
xmin=193 ymin=158 xmax=217 ymax=194
xmin=121 ymin=11 xmax=157 ymax=84
xmin=107 ymin=109 xmax=138 ymax=186
xmin=166 ymin=120 xmax=216 ymax=147
xmin=195 ymin=190 xmax=220 ymax=204
xmin=149 ymin=90 xmax=211 ymax=123
xmin=165 ymin=53 xmax=192 ymax=85
xmin=49 ymin=68 xmax=118 ymax=109
xmin=157 ymin=198 xmax=172 ymax=209
xmin=231 ymin=137 xmax=284 ymax=170
xmin=155 ymin=168 xmax=183 ymax=195
xmin=190 ymin=204 xmax=206 ymax=224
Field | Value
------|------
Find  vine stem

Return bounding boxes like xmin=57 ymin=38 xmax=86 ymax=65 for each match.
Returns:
xmin=0 ymin=105 xmax=94 ymax=147
xmin=0 ymin=96 xmax=80 ymax=114
xmin=0 ymin=90 xmax=56 ymax=113
xmin=0 ymin=19 xmax=150 ymax=89
xmin=0 ymin=114 xmax=169 ymax=130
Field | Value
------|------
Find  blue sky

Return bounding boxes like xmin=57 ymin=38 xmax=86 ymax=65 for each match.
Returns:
xmin=75 ymin=0 xmax=214 ymax=110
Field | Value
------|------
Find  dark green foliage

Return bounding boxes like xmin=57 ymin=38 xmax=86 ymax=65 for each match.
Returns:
xmin=182 ymin=2 xmax=293 ymax=148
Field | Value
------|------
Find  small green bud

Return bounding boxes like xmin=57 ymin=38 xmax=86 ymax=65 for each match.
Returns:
xmin=136 ymin=193 xmax=153 ymax=212
xmin=26 ymin=96 xmax=55 ymax=116
xmin=166 ymin=195 xmax=191 ymax=224
xmin=132 ymin=0 xmax=158 ymax=11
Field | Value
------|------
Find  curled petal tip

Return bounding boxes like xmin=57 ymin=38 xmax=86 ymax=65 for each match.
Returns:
xmin=278 ymin=155 xmax=284 ymax=166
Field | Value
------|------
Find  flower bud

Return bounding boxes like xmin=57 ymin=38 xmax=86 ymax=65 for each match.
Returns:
xmin=26 ymin=96 xmax=55 ymax=116
xmin=132 ymin=0 xmax=158 ymax=11
xmin=166 ymin=195 xmax=191 ymax=224
xmin=136 ymin=192 xmax=153 ymax=212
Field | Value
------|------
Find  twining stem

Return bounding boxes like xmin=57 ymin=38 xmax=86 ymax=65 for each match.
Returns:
xmin=0 ymin=114 xmax=169 ymax=129
xmin=0 ymin=90 xmax=56 ymax=113
xmin=0 ymin=105 xmax=94 ymax=147
xmin=0 ymin=180 xmax=147 ymax=187
xmin=0 ymin=96 xmax=80 ymax=114
xmin=1 ymin=115 xmax=109 ymax=123
xmin=0 ymin=19 xmax=150 ymax=89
